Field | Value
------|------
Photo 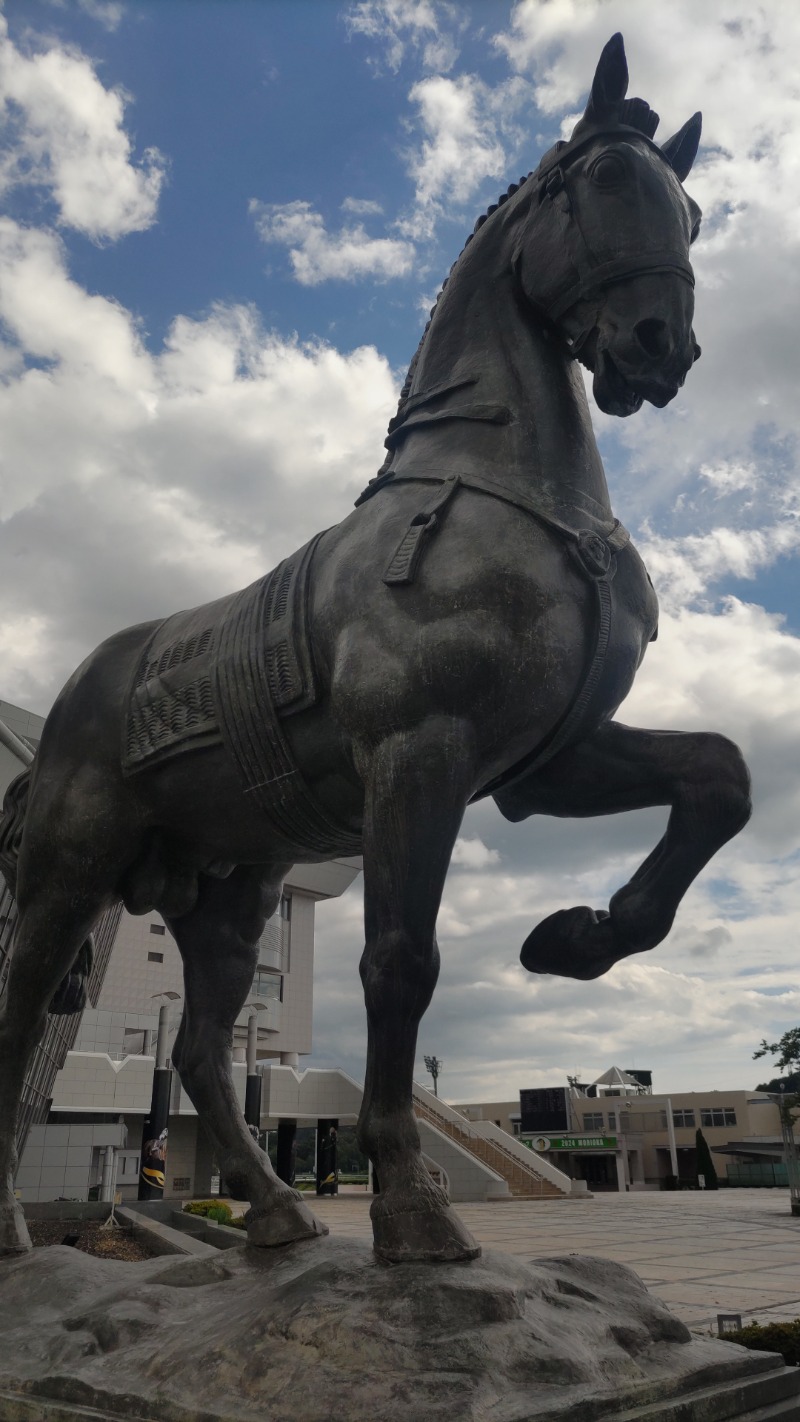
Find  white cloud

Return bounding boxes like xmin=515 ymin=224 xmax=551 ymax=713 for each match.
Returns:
xmin=0 ymin=16 xmax=165 ymax=240
xmin=400 ymin=73 xmax=528 ymax=238
xmin=43 ymin=0 xmax=124 ymax=30
xmin=76 ymin=0 xmax=124 ymax=29
xmin=451 ymin=836 xmax=501 ymax=870
xmin=345 ymin=0 xmax=461 ymax=75
xmin=638 ymin=525 xmax=800 ymax=611
xmin=250 ymin=198 xmax=415 ymax=285
xmin=341 ymin=196 xmax=384 ymax=217
xmin=0 ymin=219 xmax=398 ymax=708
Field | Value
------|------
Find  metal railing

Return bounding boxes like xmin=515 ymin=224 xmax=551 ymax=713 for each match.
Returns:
xmin=412 ymin=1083 xmax=564 ymax=1198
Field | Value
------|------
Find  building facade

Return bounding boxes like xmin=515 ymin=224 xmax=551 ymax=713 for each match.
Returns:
xmin=455 ymin=1067 xmax=794 ymax=1192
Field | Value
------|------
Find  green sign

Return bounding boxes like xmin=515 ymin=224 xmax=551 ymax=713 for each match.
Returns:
xmin=524 ymin=1134 xmax=618 ymax=1152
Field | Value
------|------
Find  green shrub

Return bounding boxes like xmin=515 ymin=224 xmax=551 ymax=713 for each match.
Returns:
xmin=183 ymin=1199 xmax=233 ymax=1224
xmin=729 ymin=1318 xmax=800 ymax=1367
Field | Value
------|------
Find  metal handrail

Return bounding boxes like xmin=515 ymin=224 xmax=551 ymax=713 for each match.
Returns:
xmin=0 ymin=716 xmax=35 ymax=767
xmin=421 ymin=1152 xmax=449 ymax=1195
xmin=414 ymin=1091 xmax=561 ymax=1192
xmin=415 ymin=1096 xmax=544 ymax=1185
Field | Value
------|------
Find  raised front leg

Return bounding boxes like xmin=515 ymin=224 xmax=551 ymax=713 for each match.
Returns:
xmin=167 ymin=864 xmax=327 ymax=1248
xmin=357 ymin=715 xmax=480 ymax=1264
xmin=495 ymin=721 xmax=751 ymax=981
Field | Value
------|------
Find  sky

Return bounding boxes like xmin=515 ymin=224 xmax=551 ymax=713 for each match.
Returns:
xmin=1 ymin=0 xmax=799 ymax=1105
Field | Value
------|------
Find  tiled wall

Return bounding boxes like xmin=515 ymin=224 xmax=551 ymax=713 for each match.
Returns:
xmin=15 ymin=1120 xmax=127 ymax=1203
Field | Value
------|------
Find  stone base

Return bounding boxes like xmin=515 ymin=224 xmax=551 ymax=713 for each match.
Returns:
xmin=0 ymin=1237 xmax=795 ymax=1422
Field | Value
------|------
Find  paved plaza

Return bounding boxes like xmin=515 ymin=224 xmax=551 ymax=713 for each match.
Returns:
xmin=306 ymin=1189 xmax=800 ymax=1333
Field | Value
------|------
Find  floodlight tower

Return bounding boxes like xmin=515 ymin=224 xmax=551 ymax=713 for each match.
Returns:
xmin=424 ymin=1054 xmax=442 ymax=1098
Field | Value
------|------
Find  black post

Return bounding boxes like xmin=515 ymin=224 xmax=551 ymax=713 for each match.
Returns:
xmin=316 ymin=1119 xmax=338 ymax=1196
xmin=276 ymin=1118 xmax=297 ymax=1185
xmin=244 ymin=1073 xmax=262 ymax=1138
xmin=139 ymin=1067 xmax=171 ymax=1199
xmin=139 ymin=1003 xmax=172 ymax=1199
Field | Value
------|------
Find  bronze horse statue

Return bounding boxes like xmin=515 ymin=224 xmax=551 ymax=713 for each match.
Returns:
xmin=0 ymin=36 xmax=749 ymax=1263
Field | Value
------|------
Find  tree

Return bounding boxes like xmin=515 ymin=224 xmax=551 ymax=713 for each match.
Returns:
xmin=754 ymin=1029 xmax=800 ymax=1081
xmin=695 ymin=1128 xmax=718 ymax=1190
xmin=756 ymin=1072 xmax=800 ymax=1095
xmin=754 ymin=1030 xmax=800 ymax=1120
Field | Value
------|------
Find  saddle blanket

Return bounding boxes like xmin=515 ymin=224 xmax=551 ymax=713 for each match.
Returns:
xmin=122 ymin=532 xmax=361 ymax=858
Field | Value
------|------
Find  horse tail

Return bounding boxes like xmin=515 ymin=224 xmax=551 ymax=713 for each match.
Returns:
xmin=0 ymin=766 xmax=31 ymax=899
xmin=0 ymin=766 xmax=92 ymax=1014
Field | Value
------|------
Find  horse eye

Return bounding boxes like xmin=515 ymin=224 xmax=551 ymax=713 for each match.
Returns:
xmin=589 ymin=154 xmax=626 ymax=188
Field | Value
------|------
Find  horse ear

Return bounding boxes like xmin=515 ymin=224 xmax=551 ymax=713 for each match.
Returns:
xmin=584 ymin=33 xmax=629 ymax=125
xmin=662 ymin=112 xmax=702 ymax=181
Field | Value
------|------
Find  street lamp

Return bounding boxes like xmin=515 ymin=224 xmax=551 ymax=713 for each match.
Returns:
xmin=424 ymin=1055 xmax=443 ymax=1098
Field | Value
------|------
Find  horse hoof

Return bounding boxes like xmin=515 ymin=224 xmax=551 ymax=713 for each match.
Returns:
xmin=372 ymin=1202 xmax=481 ymax=1264
xmin=520 ymin=905 xmax=618 ymax=980
xmin=0 ymin=1202 xmax=32 ymax=1257
xmin=245 ymin=1194 xmax=329 ymax=1248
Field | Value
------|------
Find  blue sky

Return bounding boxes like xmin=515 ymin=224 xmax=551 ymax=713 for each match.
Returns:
xmin=2 ymin=0 xmax=800 ymax=1102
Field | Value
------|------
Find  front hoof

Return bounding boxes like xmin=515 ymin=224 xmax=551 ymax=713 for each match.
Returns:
xmin=520 ymin=906 xmax=618 ymax=980
xmin=245 ymin=1192 xmax=329 ymax=1248
xmin=372 ymin=1201 xmax=480 ymax=1264
xmin=0 ymin=1201 xmax=32 ymax=1257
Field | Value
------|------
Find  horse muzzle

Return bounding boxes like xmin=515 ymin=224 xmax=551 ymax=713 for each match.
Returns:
xmin=592 ymin=330 xmax=700 ymax=418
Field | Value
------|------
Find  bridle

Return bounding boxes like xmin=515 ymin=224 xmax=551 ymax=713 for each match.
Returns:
xmin=520 ymin=124 xmax=696 ymax=338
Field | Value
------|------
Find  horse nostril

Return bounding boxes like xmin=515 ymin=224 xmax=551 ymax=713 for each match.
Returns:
xmin=633 ymin=318 xmax=670 ymax=359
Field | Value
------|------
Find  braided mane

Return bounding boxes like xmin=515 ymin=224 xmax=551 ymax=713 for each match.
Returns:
xmin=369 ymin=94 xmax=660 ymax=484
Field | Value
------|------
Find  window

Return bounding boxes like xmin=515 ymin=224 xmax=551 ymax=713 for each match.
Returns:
xmin=701 ymin=1108 xmax=737 ymax=1128
xmin=149 ymin=924 xmax=165 ymax=936
xmin=673 ymin=1110 xmax=695 ymax=1129
xmin=280 ymin=894 xmax=291 ymax=920
xmin=607 ymin=1112 xmax=616 ymax=1132
xmin=582 ymin=1112 xmax=604 ymax=1131
xmin=147 ymin=951 xmax=164 ymax=963
xmin=253 ymin=968 xmax=282 ymax=1002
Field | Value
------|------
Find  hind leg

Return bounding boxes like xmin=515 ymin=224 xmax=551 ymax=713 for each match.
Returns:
xmin=167 ymin=864 xmax=328 ymax=1248
xmin=495 ymin=720 xmax=751 ymax=980
xmin=0 ymin=880 xmax=109 ymax=1255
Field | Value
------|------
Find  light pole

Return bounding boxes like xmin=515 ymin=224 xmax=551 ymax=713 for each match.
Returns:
xmin=778 ymin=1083 xmax=800 ymax=1216
xmin=138 ymin=990 xmax=180 ymax=1200
xmin=424 ymin=1055 xmax=442 ymax=1098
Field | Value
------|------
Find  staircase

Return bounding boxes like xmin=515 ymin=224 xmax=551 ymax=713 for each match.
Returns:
xmin=412 ymin=1083 xmax=570 ymax=1200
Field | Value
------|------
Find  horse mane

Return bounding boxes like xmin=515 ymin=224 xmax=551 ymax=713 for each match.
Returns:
xmin=366 ymin=94 xmax=661 ymax=483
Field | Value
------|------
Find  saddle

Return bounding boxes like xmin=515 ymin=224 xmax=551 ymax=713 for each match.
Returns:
xmin=122 ymin=533 xmax=360 ymax=858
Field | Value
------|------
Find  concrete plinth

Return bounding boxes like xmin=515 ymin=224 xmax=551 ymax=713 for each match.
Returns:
xmin=1 ymin=1237 xmax=796 ymax=1422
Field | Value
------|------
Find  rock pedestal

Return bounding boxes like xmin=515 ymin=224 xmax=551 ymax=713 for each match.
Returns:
xmin=0 ymin=1238 xmax=796 ymax=1421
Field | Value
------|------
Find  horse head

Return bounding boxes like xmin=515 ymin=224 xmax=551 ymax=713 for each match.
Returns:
xmin=515 ymin=33 xmax=702 ymax=417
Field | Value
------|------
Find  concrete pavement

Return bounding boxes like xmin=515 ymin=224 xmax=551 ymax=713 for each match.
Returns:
xmin=307 ymin=1188 xmax=800 ymax=1333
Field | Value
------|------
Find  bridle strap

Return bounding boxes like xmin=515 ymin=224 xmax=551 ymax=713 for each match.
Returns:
xmin=546 ymin=253 xmax=694 ymax=324
xmin=528 ymin=125 xmax=695 ymax=330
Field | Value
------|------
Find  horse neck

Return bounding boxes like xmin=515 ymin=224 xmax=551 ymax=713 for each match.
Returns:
xmin=390 ymin=215 xmax=614 ymax=526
